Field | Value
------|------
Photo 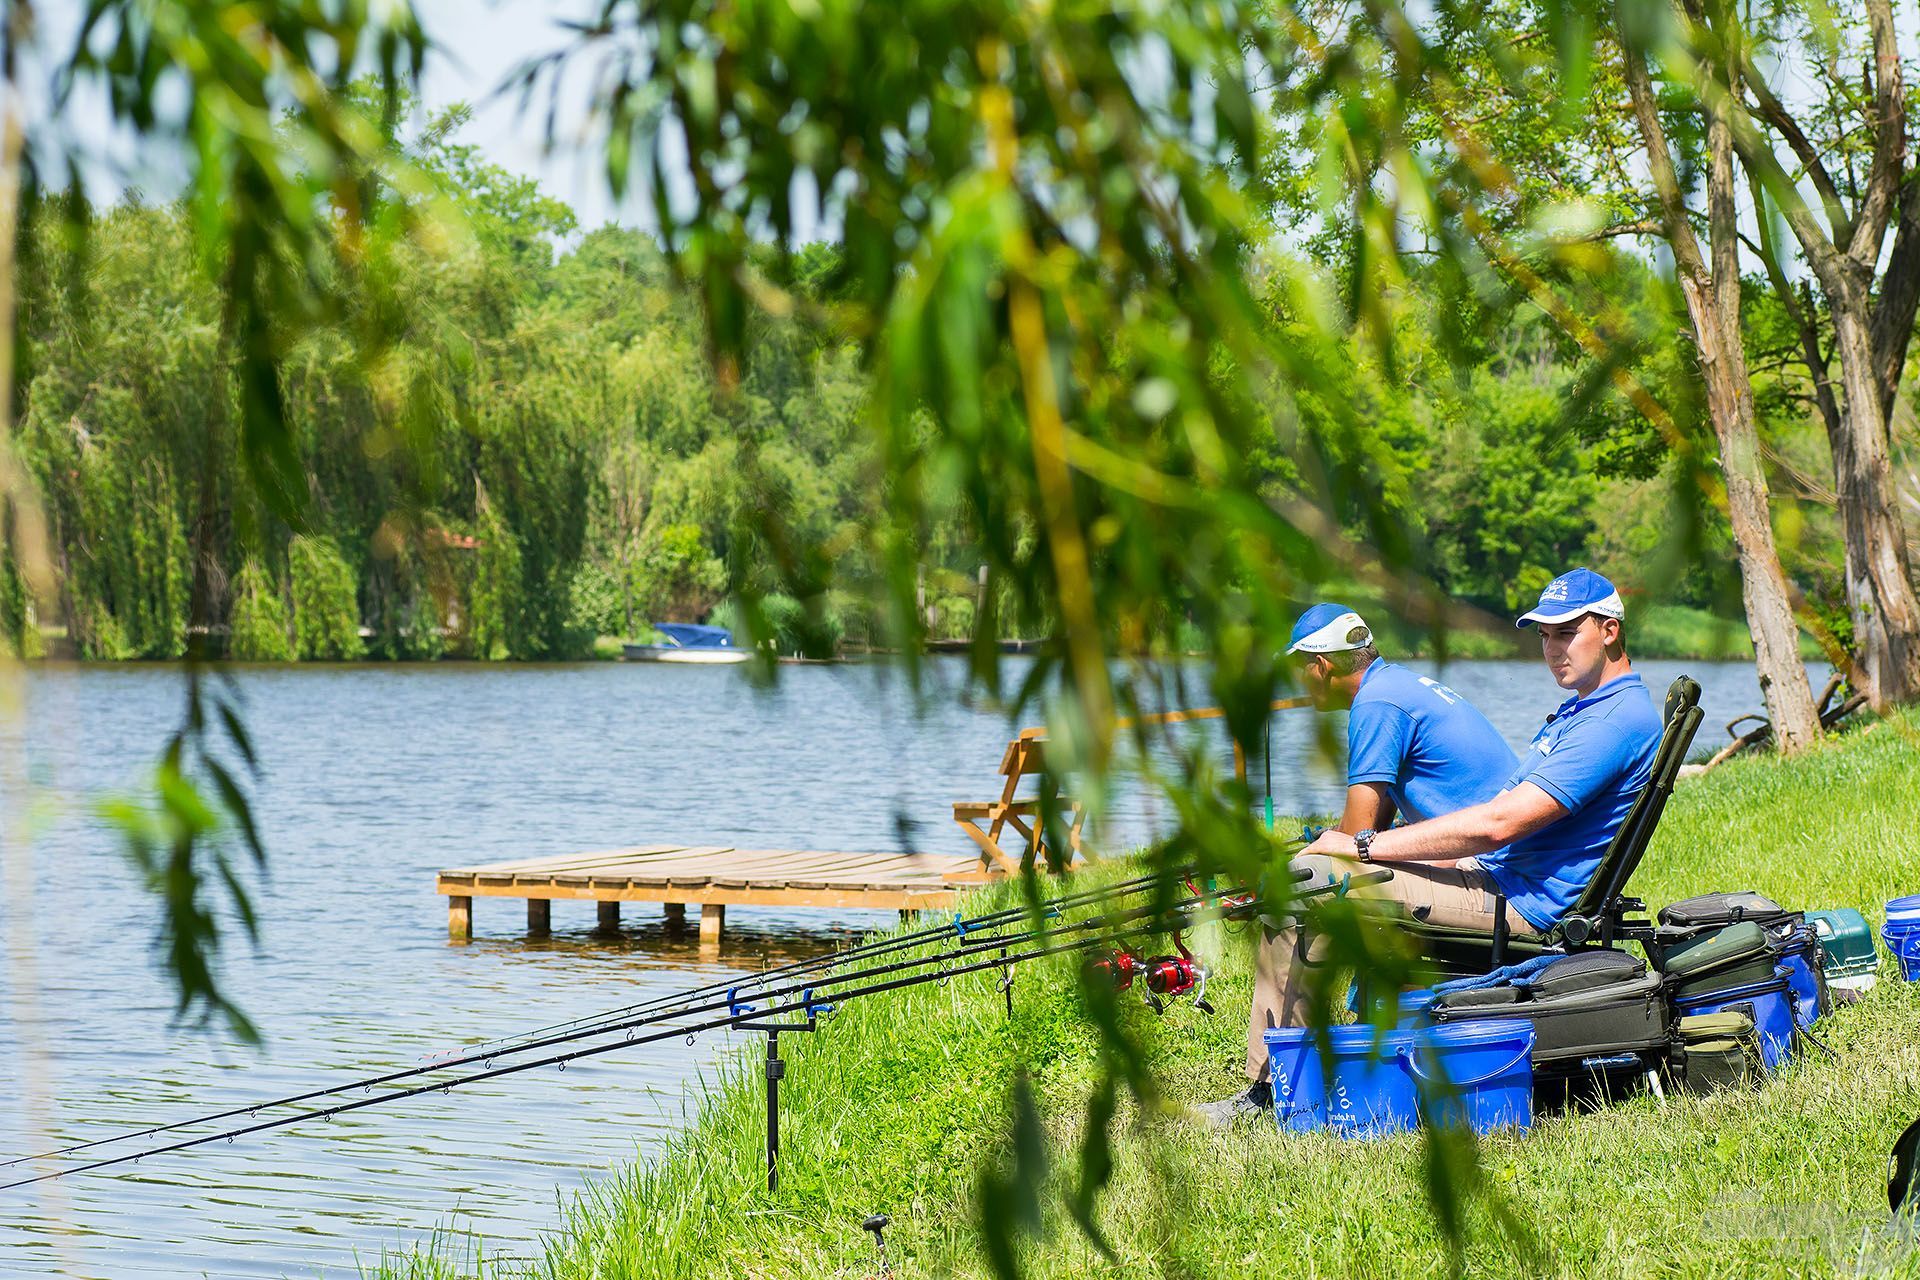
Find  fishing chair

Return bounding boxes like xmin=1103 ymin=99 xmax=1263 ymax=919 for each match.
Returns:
xmin=1399 ymin=674 xmax=1705 ymax=978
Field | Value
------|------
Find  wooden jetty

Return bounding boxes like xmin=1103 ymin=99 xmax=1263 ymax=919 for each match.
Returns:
xmin=437 ymin=843 xmax=977 ymax=943
xmin=439 ymin=698 xmax=1313 ymax=944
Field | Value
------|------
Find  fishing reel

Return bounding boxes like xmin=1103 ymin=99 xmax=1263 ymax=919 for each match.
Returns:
xmin=1141 ymin=938 xmax=1212 ymax=1015
xmin=1086 ymin=948 xmax=1144 ymax=992
xmin=1088 ymin=940 xmax=1212 ymax=1015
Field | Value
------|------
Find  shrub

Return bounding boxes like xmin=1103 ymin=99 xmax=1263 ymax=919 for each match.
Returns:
xmin=289 ymin=536 xmax=365 ymax=660
xmin=228 ymin=560 xmax=293 ymax=661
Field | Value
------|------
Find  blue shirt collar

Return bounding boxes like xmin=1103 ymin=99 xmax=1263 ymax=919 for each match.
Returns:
xmin=1550 ymin=671 xmax=1645 ymax=719
xmin=1359 ymin=658 xmax=1389 ymax=690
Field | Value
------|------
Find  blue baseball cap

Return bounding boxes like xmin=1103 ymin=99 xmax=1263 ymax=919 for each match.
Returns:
xmin=1285 ymin=603 xmax=1373 ymax=654
xmin=1515 ymin=568 xmax=1626 ymax=628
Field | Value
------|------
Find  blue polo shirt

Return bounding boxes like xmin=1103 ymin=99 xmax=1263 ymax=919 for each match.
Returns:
xmin=1480 ymin=673 xmax=1662 ymax=929
xmin=1347 ymin=662 xmax=1518 ymax=822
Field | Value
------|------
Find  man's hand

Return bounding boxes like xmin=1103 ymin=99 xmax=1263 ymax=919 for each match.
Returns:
xmin=1303 ymin=828 xmax=1358 ymax=859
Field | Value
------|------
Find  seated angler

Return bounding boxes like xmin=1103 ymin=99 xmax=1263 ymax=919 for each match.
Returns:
xmin=1201 ymin=570 xmax=1662 ymax=1125
xmin=1283 ymin=602 xmax=1517 ymax=834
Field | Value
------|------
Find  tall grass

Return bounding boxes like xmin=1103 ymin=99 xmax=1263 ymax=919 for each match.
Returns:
xmin=377 ymin=714 xmax=1920 ymax=1279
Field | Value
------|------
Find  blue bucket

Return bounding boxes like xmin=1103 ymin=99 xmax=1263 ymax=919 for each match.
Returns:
xmin=1410 ymin=1021 xmax=1535 ymax=1135
xmin=1324 ymin=1026 xmax=1418 ymax=1137
xmin=1395 ymin=989 xmax=1438 ymax=1028
xmin=1882 ymin=896 xmax=1920 ymax=982
xmin=1672 ymin=965 xmax=1796 ymax=1069
xmin=1262 ymin=1028 xmax=1325 ymax=1132
xmin=1886 ymin=926 xmax=1920 ymax=982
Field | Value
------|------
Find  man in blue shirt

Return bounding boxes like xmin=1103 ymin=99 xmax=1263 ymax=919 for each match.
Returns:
xmin=1203 ymin=569 xmax=1663 ymax=1124
xmin=1285 ymin=602 xmax=1517 ymax=832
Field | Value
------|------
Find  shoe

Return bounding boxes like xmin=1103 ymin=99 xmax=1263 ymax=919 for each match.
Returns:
xmin=1192 ymin=1081 xmax=1272 ymax=1129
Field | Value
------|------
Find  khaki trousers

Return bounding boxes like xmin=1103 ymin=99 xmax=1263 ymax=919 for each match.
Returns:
xmin=1244 ymin=859 xmax=1540 ymax=1082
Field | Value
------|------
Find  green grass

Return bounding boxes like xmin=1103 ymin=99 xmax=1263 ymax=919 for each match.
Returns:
xmin=375 ymin=714 xmax=1920 ymax=1279
xmin=1630 ymin=604 xmax=1828 ymax=663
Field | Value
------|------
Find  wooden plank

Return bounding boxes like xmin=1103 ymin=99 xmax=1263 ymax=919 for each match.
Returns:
xmin=441 ymin=844 xmax=692 ymax=878
xmin=439 ymin=878 xmax=962 ymax=910
xmin=514 ymin=845 xmax=735 ymax=884
xmin=711 ymin=850 xmax=909 ymax=887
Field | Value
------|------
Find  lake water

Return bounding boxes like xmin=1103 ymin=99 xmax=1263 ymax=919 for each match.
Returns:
xmin=0 ymin=655 xmax=1808 ymax=1278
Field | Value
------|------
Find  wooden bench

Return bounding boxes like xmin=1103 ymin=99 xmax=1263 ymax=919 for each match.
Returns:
xmin=950 ymin=730 xmax=1086 ymax=879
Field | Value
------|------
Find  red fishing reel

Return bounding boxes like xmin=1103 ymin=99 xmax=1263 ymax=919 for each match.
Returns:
xmin=1141 ymin=937 xmax=1212 ymax=1015
xmin=1087 ymin=949 xmax=1144 ymax=992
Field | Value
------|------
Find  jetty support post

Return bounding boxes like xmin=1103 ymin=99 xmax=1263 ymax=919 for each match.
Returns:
xmin=700 ymin=903 xmax=726 ymax=945
xmin=527 ymin=897 xmax=551 ymax=936
xmin=598 ymin=900 xmax=621 ymax=932
xmin=664 ymin=902 xmax=687 ymax=926
xmin=448 ymin=895 xmax=472 ymax=941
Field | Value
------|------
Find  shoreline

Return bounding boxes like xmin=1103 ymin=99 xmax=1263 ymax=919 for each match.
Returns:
xmin=372 ymin=711 xmax=1920 ymax=1280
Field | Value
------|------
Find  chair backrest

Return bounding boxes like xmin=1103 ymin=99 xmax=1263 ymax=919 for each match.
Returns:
xmin=1558 ymin=675 xmax=1704 ymax=935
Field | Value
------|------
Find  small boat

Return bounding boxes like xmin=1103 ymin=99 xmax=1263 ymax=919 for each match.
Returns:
xmin=622 ymin=623 xmax=751 ymax=665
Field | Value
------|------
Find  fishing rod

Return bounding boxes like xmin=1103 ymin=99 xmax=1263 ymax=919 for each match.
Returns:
xmin=3 ymin=869 xmax=1189 ymax=1176
xmin=5 ymin=867 xmax=1390 ymax=1195
xmin=452 ymin=868 xmax=1190 ymax=1058
xmin=0 ymin=907 xmax=1199 ymax=1192
xmin=460 ymin=859 xmax=1320 ymax=1059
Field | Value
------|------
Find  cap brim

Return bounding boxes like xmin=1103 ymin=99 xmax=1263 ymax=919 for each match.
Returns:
xmin=1516 ymin=593 xmax=1625 ymax=628
xmin=1514 ymin=605 xmax=1589 ymax=629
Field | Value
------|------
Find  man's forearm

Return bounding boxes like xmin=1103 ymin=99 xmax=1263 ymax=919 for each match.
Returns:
xmin=1369 ymin=810 xmax=1505 ymax=862
xmin=1307 ymin=784 xmax=1567 ymax=865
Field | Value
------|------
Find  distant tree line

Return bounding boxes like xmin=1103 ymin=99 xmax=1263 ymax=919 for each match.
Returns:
xmin=3 ymin=103 xmax=1864 ymax=664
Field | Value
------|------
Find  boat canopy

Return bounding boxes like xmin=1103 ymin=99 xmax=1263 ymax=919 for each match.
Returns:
xmin=653 ymin=622 xmax=735 ymax=648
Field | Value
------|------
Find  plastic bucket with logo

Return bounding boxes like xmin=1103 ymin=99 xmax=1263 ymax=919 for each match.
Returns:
xmin=1883 ymin=896 xmax=1920 ymax=981
xmin=1262 ymin=1028 xmax=1325 ymax=1132
xmin=1324 ymin=1025 xmax=1418 ymax=1137
xmin=1887 ymin=927 xmax=1920 ymax=982
xmin=1408 ymin=1021 xmax=1536 ymax=1135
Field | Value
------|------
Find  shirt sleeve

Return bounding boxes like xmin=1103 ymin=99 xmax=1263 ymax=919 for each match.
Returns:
xmin=1346 ymin=701 xmax=1411 ymax=785
xmin=1521 ymin=715 xmax=1635 ymax=813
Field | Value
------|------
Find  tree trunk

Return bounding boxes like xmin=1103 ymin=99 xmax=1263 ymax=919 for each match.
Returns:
xmin=1621 ymin=26 xmax=1822 ymax=750
xmin=1675 ymin=270 xmax=1821 ymax=753
xmin=1825 ymin=296 xmax=1920 ymax=708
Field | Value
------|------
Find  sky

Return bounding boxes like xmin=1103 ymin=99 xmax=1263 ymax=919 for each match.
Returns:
xmin=36 ymin=0 xmax=654 ymax=231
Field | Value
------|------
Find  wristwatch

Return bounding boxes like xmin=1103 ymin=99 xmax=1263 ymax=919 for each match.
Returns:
xmin=1354 ymin=829 xmax=1375 ymax=863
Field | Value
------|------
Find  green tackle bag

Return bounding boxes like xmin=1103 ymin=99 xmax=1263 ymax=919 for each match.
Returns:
xmin=1672 ymin=1011 xmax=1760 ymax=1094
xmin=1657 ymin=920 xmax=1778 ymax=999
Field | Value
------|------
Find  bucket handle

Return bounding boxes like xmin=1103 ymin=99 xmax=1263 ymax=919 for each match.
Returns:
xmin=1402 ymin=1039 xmax=1533 ymax=1088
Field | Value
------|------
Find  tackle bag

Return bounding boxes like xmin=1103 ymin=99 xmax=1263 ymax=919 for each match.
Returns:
xmin=1658 ymin=920 xmax=1778 ymax=997
xmin=1671 ymin=1011 xmax=1759 ymax=1094
xmin=1429 ymin=950 xmax=1669 ymax=1071
xmin=1670 ymin=966 xmax=1797 ymax=1070
xmin=1658 ymin=892 xmax=1795 ymax=930
xmin=1656 ymin=903 xmax=1829 ymax=1027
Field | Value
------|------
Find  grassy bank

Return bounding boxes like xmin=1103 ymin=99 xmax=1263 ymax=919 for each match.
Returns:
xmin=378 ymin=715 xmax=1920 ymax=1280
